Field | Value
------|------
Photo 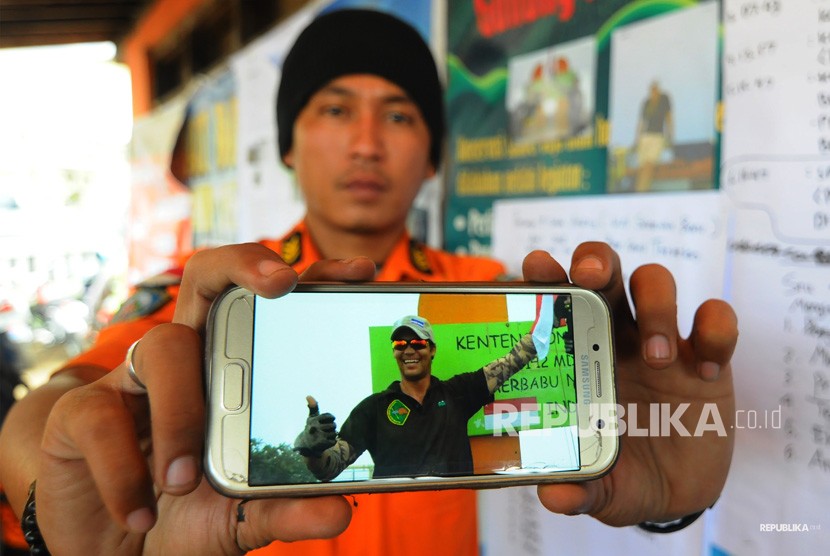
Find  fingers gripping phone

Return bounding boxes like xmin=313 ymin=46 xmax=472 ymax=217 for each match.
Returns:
xmin=204 ymin=283 xmax=618 ymax=498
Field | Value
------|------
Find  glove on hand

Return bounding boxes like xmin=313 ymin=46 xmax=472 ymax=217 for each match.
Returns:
xmin=294 ymin=395 xmax=337 ymax=457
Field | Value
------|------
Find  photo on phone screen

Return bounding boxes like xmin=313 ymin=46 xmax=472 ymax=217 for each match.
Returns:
xmin=246 ymin=290 xmax=583 ymax=486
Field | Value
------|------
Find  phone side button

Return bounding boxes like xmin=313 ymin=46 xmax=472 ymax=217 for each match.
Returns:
xmin=223 ymin=363 xmax=244 ymax=411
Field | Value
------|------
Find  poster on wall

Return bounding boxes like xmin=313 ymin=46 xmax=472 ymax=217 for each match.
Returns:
xmin=445 ymin=0 xmax=721 ymax=256
xmin=180 ymin=70 xmax=239 ymax=248
xmin=128 ymin=90 xmax=194 ymax=284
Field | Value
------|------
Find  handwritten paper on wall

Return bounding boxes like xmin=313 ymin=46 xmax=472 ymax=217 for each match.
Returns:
xmin=492 ymin=192 xmax=727 ymax=335
xmin=711 ymin=0 xmax=830 ymax=553
xmin=487 ymin=1 xmax=830 ymax=553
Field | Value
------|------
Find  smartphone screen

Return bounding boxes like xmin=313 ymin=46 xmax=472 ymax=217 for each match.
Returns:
xmin=247 ymin=290 xmax=584 ymax=486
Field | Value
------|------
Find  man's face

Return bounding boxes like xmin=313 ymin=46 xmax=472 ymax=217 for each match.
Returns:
xmin=392 ymin=331 xmax=436 ymax=382
xmin=283 ymin=74 xmax=436 ymax=236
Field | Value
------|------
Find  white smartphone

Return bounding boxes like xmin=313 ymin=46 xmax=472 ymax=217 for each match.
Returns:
xmin=204 ymin=283 xmax=618 ymax=498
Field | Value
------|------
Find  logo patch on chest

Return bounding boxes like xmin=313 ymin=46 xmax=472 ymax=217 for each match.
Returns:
xmin=387 ymin=399 xmax=411 ymax=426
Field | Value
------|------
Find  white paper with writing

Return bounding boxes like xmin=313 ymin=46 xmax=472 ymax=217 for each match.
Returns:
xmin=710 ymin=0 xmax=830 ymax=552
xmin=492 ymin=191 xmax=728 ymax=336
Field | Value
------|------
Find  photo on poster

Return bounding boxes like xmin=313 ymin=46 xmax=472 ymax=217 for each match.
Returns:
xmin=506 ymin=36 xmax=596 ymax=144
xmin=247 ymin=291 xmax=579 ymax=485
xmin=607 ymin=1 xmax=720 ymax=193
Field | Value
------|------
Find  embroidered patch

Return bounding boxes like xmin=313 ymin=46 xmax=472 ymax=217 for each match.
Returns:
xmin=281 ymin=232 xmax=302 ymax=266
xmin=408 ymin=240 xmax=432 ymax=274
xmin=387 ymin=399 xmax=411 ymax=426
xmin=110 ymin=286 xmax=172 ymax=323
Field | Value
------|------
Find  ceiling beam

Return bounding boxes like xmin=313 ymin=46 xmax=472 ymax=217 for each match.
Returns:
xmin=0 ymin=1 xmax=150 ymax=49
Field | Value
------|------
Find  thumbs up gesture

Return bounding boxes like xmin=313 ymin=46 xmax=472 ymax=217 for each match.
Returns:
xmin=293 ymin=395 xmax=338 ymax=457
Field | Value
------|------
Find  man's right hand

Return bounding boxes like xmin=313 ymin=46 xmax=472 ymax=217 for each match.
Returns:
xmin=294 ymin=395 xmax=338 ymax=457
xmin=13 ymin=244 xmax=376 ymax=554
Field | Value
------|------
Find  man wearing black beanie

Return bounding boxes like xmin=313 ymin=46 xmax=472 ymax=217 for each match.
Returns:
xmin=262 ymin=8 xmax=505 ymax=281
xmin=277 ymin=9 xmax=445 ymax=171
xmin=2 ymin=7 xmax=738 ymax=556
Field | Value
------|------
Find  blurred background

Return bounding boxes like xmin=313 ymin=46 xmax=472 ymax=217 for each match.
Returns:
xmin=0 ymin=42 xmax=132 ymax=397
xmin=0 ymin=0 xmax=320 ymax=410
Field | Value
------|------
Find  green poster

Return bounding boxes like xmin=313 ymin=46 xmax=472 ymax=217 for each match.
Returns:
xmin=369 ymin=321 xmax=576 ymax=437
xmin=445 ymin=0 xmax=722 ymax=255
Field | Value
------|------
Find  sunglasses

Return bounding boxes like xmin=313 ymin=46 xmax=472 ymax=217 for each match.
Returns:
xmin=392 ymin=338 xmax=430 ymax=351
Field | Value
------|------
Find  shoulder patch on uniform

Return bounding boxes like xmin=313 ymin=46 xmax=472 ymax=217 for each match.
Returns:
xmin=137 ymin=268 xmax=183 ymax=288
xmin=281 ymin=231 xmax=302 ymax=266
xmin=387 ymin=399 xmax=411 ymax=426
xmin=409 ymin=240 xmax=432 ymax=274
xmin=110 ymin=286 xmax=172 ymax=324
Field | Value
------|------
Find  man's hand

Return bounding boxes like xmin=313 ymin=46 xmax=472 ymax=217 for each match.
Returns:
xmin=295 ymin=396 xmax=338 ymax=457
xmin=31 ymin=244 xmax=376 ymax=554
xmin=522 ymin=245 xmax=737 ymax=527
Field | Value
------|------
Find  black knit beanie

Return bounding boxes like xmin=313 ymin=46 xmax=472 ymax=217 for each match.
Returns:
xmin=276 ymin=9 xmax=445 ymax=169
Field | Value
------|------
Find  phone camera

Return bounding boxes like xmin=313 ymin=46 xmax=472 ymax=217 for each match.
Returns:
xmin=592 ymin=344 xmax=599 ymax=351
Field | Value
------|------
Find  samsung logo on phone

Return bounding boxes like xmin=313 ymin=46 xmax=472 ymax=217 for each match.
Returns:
xmin=580 ymin=354 xmax=591 ymax=404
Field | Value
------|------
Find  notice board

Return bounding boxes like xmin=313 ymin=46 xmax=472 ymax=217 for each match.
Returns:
xmin=472 ymin=1 xmax=830 ymax=554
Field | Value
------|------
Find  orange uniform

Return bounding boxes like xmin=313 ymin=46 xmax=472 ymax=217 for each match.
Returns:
xmin=62 ymin=219 xmax=507 ymax=556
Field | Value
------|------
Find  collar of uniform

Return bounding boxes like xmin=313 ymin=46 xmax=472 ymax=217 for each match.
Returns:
xmin=375 ymin=230 xmax=434 ymax=282
xmin=267 ymin=219 xmax=434 ymax=281
xmin=261 ymin=220 xmax=322 ymax=275
xmin=385 ymin=376 xmax=443 ymax=397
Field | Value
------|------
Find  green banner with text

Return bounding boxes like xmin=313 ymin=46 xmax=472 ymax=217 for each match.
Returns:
xmin=369 ymin=321 xmax=576 ymax=436
xmin=445 ymin=0 xmax=722 ymax=255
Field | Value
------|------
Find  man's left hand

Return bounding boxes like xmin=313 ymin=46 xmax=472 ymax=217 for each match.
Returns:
xmin=522 ymin=244 xmax=737 ymax=526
